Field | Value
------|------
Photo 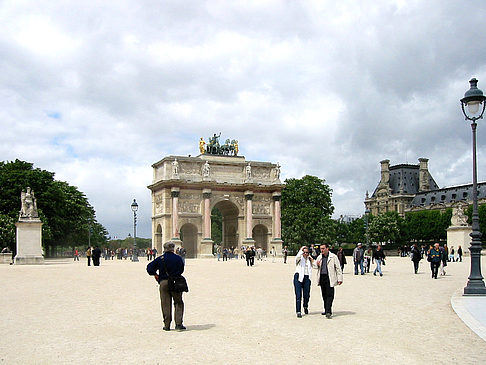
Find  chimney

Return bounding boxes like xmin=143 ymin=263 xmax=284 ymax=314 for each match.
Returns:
xmin=380 ymin=159 xmax=390 ymax=186
xmin=419 ymin=158 xmax=430 ymax=192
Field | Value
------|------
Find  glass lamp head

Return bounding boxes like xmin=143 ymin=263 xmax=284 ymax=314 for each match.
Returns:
xmin=131 ymin=199 xmax=138 ymax=212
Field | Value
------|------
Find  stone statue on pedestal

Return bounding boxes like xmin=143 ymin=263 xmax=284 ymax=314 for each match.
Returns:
xmin=451 ymin=205 xmax=468 ymax=226
xmin=20 ymin=187 xmax=39 ymax=220
xmin=15 ymin=187 xmax=44 ymax=264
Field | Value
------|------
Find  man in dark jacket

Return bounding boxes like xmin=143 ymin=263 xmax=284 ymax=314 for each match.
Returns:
xmin=92 ymin=246 xmax=102 ymax=266
xmin=147 ymin=241 xmax=186 ymax=331
xmin=428 ymin=243 xmax=442 ymax=279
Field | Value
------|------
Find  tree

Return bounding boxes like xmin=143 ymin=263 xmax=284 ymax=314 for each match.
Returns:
xmin=211 ymin=208 xmax=222 ymax=246
xmin=0 ymin=160 xmax=108 ymax=255
xmin=281 ymin=175 xmax=335 ymax=251
xmin=368 ymin=212 xmax=402 ymax=245
xmin=404 ymin=209 xmax=452 ymax=243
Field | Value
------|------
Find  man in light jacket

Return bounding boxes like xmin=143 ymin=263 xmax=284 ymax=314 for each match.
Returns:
xmin=316 ymin=243 xmax=343 ymax=319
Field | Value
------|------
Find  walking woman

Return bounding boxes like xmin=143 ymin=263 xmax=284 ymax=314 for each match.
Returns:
xmin=337 ymin=247 xmax=347 ymax=272
xmin=411 ymin=243 xmax=422 ymax=274
xmin=373 ymin=245 xmax=385 ymax=277
xmin=293 ymin=246 xmax=314 ymax=318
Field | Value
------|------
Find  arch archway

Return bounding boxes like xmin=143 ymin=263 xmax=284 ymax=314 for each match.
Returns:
xmin=155 ymin=224 xmax=162 ymax=253
xmin=180 ymin=223 xmax=198 ymax=258
xmin=213 ymin=200 xmax=239 ymax=248
xmin=253 ymin=224 xmax=268 ymax=251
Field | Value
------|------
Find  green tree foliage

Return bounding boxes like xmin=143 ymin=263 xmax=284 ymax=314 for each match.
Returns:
xmin=211 ymin=208 xmax=222 ymax=245
xmin=0 ymin=213 xmax=15 ymax=249
xmin=334 ymin=217 xmax=368 ymax=245
xmin=465 ymin=205 xmax=486 ymax=243
xmin=404 ymin=209 xmax=452 ymax=242
xmin=368 ymin=212 xmax=402 ymax=245
xmin=281 ymin=175 xmax=335 ymax=251
xmin=0 ymin=160 xmax=108 ymax=255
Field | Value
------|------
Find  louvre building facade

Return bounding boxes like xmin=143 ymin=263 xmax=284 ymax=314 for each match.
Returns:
xmin=364 ymin=158 xmax=486 ymax=216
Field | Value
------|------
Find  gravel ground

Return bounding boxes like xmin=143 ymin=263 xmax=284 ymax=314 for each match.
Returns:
xmin=1 ymin=254 xmax=485 ymax=364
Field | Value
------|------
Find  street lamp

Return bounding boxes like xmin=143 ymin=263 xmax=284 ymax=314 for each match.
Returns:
xmin=131 ymin=199 xmax=139 ymax=262
xmin=364 ymin=208 xmax=370 ymax=246
xmin=461 ymin=78 xmax=486 ymax=295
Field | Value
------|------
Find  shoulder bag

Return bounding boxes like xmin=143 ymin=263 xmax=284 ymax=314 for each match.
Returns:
xmin=161 ymin=256 xmax=189 ymax=293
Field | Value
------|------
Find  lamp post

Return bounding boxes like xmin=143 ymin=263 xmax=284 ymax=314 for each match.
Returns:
xmin=365 ymin=208 xmax=370 ymax=246
xmin=131 ymin=199 xmax=139 ymax=262
xmin=461 ymin=78 xmax=486 ymax=295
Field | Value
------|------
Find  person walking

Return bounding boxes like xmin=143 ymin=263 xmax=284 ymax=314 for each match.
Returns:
xmin=293 ymin=246 xmax=314 ymax=318
xmin=411 ymin=244 xmax=422 ymax=274
xmin=458 ymin=245 xmax=463 ymax=262
xmin=353 ymin=243 xmax=365 ymax=275
xmin=449 ymin=246 xmax=455 ymax=262
xmin=336 ymin=247 xmax=346 ymax=271
xmin=428 ymin=243 xmax=442 ymax=279
xmin=440 ymin=245 xmax=447 ymax=276
xmin=282 ymin=246 xmax=288 ymax=264
xmin=86 ymin=247 xmax=92 ymax=266
xmin=73 ymin=248 xmax=80 ymax=261
xmin=146 ymin=241 xmax=186 ymax=331
xmin=316 ymin=243 xmax=343 ymax=319
xmin=178 ymin=245 xmax=187 ymax=264
xmin=372 ymin=245 xmax=385 ymax=276
xmin=245 ymin=247 xmax=252 ymax=266
xmin=271 ymin=246 xmax=277 ymax=263
xmin=92 ymin=246 xmax=102 ymax=266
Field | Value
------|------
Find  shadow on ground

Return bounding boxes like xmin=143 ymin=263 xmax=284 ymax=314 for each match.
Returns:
xmin=186 ymin=324 xmax=216 ymax=331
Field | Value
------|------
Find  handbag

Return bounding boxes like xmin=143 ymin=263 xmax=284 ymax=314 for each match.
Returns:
xmin=161 ymin=255 xmax=189 ymax=293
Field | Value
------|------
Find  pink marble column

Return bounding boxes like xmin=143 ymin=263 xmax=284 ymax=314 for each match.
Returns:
xmin=171 ymin=188 xmax=180 ymax=239
xmin=273 ymin=193 xmax=282 ymax=239
xmin=203 ymin=190 xmax=212 ymax=239
xmin=245 ymin=191 xmax=253 ymax=239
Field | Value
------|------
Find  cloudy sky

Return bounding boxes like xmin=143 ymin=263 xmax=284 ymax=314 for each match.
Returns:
xmin=2 ymin=0 xmax=486 ymax=239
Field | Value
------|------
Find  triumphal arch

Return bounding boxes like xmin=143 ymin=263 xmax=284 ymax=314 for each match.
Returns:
xmin=148 ymin=136 xmax=283 ymax=258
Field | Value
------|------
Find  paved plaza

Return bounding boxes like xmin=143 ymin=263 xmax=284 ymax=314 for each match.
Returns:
xmin=1 ymin=255 xmax=486 ymax=364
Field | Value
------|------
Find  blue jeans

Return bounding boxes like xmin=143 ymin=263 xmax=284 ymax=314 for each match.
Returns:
xmin=354 ymin=259 xmax=364 ymax=274
xmin=373 ymin=259 xmax=382 ymax=275
xmin=293 ymin=273 xmax=311 ymax=313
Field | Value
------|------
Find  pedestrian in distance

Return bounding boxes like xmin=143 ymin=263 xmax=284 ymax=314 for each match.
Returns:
xmin=293 ymin=246 xmax=314 ymax=318
xmin=440 ymin=245 xmax=447 ymax=276
xmin=316 ymin=244 xmax=343 ymax=319
xmin=458 ymin=245 xmax=463 ymax=262
xmin=86 ymin=247 xmax=92 ymax=266
xmin=282 ymin=246 xmax=288 ymax=264
xmin=449 ymin=246 xmax=455 ymax=262
xmin=427 ymin=243 xmax=442 ymax=279
xmin=146 ymin=241 xmax=186 ymax=331
xmin=372 ymin=245 xmax=385 ymax=276
xmin=73 ymin=248 xmax=80 ymax=261
xmin=92 ymin=246 xmax=101 ymax=266
xmin=336 ymin=247 xmax=346 ymax=272
xmin=411 ymin=244 xmax=422 ymax=274
xmin=353 ymin=243 xmax=365 ymax=275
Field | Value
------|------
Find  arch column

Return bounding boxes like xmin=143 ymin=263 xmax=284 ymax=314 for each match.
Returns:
xmin=171 ymin=187 xmax=181 ymax=242
xmin=200 ymin=188 xmax=214 ymax=258
xmin=271 ymin=191 xmax=283 ymax=256
xmin=243 ymin=190 xmax=256 ymax=246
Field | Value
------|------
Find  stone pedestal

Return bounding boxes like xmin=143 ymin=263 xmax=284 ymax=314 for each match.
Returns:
xmin=447 ymin=225 xmax=472 ymax=252
xmin=0 ymin=253 xmax=13 ymax=264
xmin=15 ymin=220 xmax=44 ymax=265
xmin=199 ymin=239 xmax=214 ymax=258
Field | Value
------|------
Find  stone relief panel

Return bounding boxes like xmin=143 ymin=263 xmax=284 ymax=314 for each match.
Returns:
xmin=181 ymin=162 xmax=201 ymax=176
xmin=252 ymin=167 xmax=271 ymax=180
xmin=180 ymin=201 xmax=201 ymax=214
xmin=252 ymin=203 xmax=270 ymax=215
xmin=154 ymin=194 xmax=164 ymax=214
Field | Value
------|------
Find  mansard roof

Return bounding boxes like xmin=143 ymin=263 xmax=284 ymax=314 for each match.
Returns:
xmin=372 ymin=164 xmax=439 ymax=197
xmin=410 ymin=182 xmax=486 ymax=207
